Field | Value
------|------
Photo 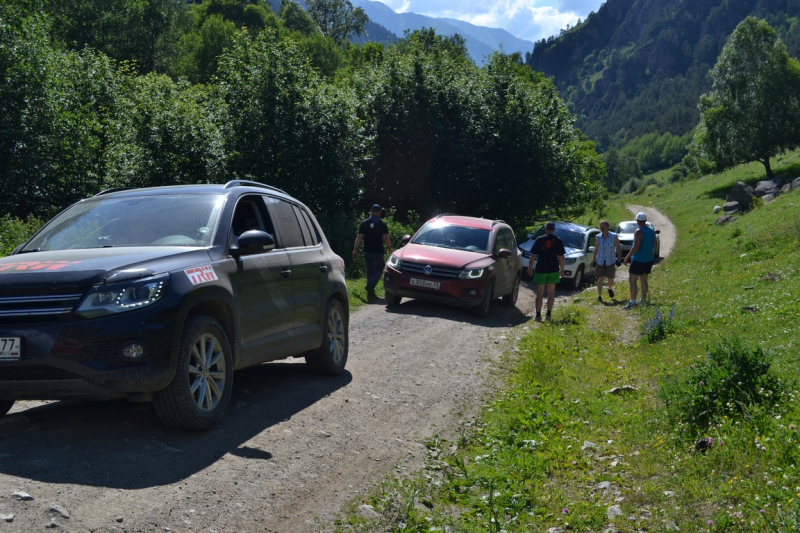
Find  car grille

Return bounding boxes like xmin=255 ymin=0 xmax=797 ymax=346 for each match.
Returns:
xmin=619 ymin=240 xmax=633 ymax=247
xmin=0 ymin=366 xmax=80 ymax=381
xmin=0 ymin=287 xmax=85 ymax=324
xmin=400 ymin=261 xmax=461 ymax=279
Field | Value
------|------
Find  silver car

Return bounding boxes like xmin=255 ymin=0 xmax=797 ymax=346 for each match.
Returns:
xmin=518 ymin=222 xmax=600 ymax=290
xmin=616 ymin=221 xmax=661 ymax=259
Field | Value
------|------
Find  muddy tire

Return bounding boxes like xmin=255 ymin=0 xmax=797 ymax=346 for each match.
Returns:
xmin=153 ymin=315 xmax=233 ymax=430
xmin=502 ymin=274 xmax=520 ymax=307
xmin=306 ymin=299 xmax=348 ymax=376
xmin=385 ymin=292 xmax=402 ymax=307
xmin=472 ymin=279 xmax=494 ymax=318
xmin=0 ymin=400 xmax=14 ymax=417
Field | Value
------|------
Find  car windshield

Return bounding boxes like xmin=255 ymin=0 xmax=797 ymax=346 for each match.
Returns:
xmin=411 ymin=222 xmax=490 ymax=253
xmin=616 ymin=222 xmax=638 ymax=233
xmin=532 ymin=227 xmax=585 ymax=250
xmin=24 ymin=194 xmax=225 ymax=251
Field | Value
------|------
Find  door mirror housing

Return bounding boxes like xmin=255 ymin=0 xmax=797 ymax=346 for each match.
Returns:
xmin=497 ymin=248 xmax=512 ymax=259
xmin=654 ymin=229 xmax=661 ymax=234
xmin=588 ymin=246 xmax=595 ymax=253
xmin=231 ymin=230 xmax=275 ymax=257
xmin=401 ymin=234 xmax=411 ymax=244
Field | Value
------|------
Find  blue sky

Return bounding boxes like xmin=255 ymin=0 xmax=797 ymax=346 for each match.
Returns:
xmin=371 ymin=0 xmax=604 ymax=42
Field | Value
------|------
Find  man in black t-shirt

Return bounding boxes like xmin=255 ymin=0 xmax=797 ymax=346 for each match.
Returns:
xmin=525 ymin=221 xmax=566 ymax=322
xmin=353 ymin=204 xmax=393 ymax=301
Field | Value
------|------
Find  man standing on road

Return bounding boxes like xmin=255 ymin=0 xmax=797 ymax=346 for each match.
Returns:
xmin=353 ymin=204 xmax=393 ymax=301
xmin=591 ymin=219 xmax=622 ymax=302
xmin=526 ymin=221 xmax=565 ymax=322
xmin=623 ymin=211 xmax=655 ymax=309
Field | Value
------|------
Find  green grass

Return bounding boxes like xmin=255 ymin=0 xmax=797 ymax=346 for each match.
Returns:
xmin=346 ymin=277 xmax=385 ymax=313
xmin=336 ymin=151 xmax=800 ymax=532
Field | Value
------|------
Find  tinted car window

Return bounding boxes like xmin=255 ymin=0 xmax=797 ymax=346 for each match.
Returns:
xmin=494 ymin=228 xmax=514 ymax=253
xmin=231 ymin=196 xmax=273 ymax=237
xmin=292 ymin=205 xmax=314 ymax=246
xmin=587 ymin=233 xmax=596 ymax=249
xmin=25 ymin=195 xmax=225 ymax=251
xmin=297 ymin=207 xmax=321 ymax=246
xmin=268 ymin=198 xmax=305 ymax=248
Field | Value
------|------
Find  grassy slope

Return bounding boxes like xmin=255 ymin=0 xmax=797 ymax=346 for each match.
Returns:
xmin=338 ymin=152 xmax=800 ymax=532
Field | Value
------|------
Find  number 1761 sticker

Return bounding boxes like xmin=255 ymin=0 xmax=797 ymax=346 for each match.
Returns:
xmin=185 ymin=265 xmax=218 ymax=286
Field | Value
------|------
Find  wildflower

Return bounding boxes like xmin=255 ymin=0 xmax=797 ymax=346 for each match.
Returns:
xmin=700 ymin=381 xmax=705 ymax=386
xmin=563 ymin=508 xmax=569 ymax=514
xmin=791 ymin=425 xmax=796 ymax=430
xmin=708 ymin=520 xmax=713 ymax=526
xmin=760 ymin=509 xmax=766 ymax=514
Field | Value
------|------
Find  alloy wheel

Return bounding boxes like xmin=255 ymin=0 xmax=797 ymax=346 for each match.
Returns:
xmin=188 ymin=333 xmax=227 ymax=412
xmin=327 ymin=307 xmax=346 ymax=365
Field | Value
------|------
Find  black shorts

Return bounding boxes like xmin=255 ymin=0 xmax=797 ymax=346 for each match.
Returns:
xmin=630 ymin=260 xmax=653 ymax=275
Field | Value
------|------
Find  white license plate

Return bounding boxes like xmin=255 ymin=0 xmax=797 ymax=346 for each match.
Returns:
xmin=410 ymin=278 xmax=441 ymax=290
xmin=0 ymin=337 xmax=21 ymax=360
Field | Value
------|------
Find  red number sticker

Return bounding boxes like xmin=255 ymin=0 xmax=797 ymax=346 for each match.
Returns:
xmin=184 ymin=265 xmax=218 ymax=286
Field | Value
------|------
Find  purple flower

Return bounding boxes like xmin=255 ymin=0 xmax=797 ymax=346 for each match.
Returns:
xmin=708 ymin=519 xmax=713 ymax=526
xmin=700 ymin=381 xmax=705 ymax=386
xmin=791 ymin=424 xmax=796 ymax=430
xmin=709 ymin=437 xmax=714 ymax=446
xmin=563 ymin=507 xmax=569 ymax=514
xmin=760 ymin=509 xmax=765 ymax=514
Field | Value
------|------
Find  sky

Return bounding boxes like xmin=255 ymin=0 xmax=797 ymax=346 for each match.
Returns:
xmin=371 ymin=0 xmax=604 ymax=43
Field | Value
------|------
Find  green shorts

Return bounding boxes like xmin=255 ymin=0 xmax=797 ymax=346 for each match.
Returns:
xmin=533 ymin=271 xmax=560 ymax=285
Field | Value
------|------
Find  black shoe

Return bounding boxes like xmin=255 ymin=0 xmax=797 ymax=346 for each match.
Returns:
xmin=545 ymin=312 xmax=552 ymax=321
xmin=366 ymin=289 xmax=376 ymax=301
xmin=608 ymin=288 xmax=615 ymax=299
xmin=597 ymin=296 xmax=603 ymax=302
xmin=535 ymin=313 xmax=542 ymax=322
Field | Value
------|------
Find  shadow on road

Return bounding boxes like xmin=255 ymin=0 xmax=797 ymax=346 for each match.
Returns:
xmin=380 ymin=295 xmax=531 ymax=328
xmin=0 ymin=363 xmax=351 ymax=489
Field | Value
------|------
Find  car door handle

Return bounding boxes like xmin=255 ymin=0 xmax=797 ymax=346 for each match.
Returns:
xmin=281 ymin=269 xmax=292 ymax=279
xmin=319 ymin=265 xmax=328 ymax=272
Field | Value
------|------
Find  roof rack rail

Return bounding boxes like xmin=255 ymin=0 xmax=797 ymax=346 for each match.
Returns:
xmin=224 ymin=180 xmax=286 ymax=194
xmin=491 ymin=219 xmax=506 ymax=226
xmin=435 ymin=213 xmax=458 ymax=218
xmin=94 ymin=187 xmax=137 ymax=197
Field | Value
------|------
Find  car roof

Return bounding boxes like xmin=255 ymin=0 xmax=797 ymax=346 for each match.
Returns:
xmin=550 ymin=221 xmax=596 ymax=233
xmin=428 ymin=215 xmax=504 ymax=231
xmin=86 ymin=182 xmax=296 ymax=202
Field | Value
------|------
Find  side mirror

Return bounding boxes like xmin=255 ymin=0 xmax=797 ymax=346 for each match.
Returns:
xmin=497 ymin=248 xmax=512 ymax=259
xmin=588 ymin=246 xmax=595 ymax=253
xmin=401 ymin=234 xmax=411 ymax=244
xmin=231 ymin=230 xmax=275 ymax=257
xmin=654 ymin=229 xmax=661 ymax=234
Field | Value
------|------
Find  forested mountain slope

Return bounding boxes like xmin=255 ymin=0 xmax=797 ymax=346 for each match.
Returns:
xmin=526 ymin=0 xmax=800 ymax=151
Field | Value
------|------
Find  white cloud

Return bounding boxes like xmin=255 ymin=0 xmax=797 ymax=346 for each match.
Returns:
xmin=370 ymin=0 xmax=599 ymax=42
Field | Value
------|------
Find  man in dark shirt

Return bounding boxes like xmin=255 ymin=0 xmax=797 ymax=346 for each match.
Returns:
xmin=526 ymin=221 xmax=566 ymax=322
xmin=353 ymin=204 xmax=393 ymax=301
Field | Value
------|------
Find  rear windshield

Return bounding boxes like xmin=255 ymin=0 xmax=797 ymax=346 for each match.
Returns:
xmin=412 ymin=222 xmax=490 ymax=253
xmin=24 ymin=194 xmax=225 ymax=251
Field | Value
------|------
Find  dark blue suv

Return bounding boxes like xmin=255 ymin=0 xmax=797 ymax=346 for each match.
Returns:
xmin=0 ymin=181 xmax=348 ymax=429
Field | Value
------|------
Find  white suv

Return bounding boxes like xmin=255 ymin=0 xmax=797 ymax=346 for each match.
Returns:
xmin=518 ymin=222 xmax=600 ymax=290
xmin=616 ymin=221 xmax=661 ymax=259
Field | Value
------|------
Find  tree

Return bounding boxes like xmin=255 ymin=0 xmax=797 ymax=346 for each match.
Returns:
xmin=278 ymin=0 xmax=318 ymax=37
xmin=306 ymin=0 xmax=367 ymax=45
xmin=688 ymin=17 xmax=800 ymax=177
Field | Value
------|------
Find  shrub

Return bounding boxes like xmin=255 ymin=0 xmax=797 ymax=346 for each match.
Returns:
xmin=660 ymin=339 xmax=788 ymax=433
xmin=641 ymin=305 xmax=676 ymax=343
xmin=619 ymin=177 xmax=642 ymax=194
xmin=0 ymin=215 xmax=44 ymax=257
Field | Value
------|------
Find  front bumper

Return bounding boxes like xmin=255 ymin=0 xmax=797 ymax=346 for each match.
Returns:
xmin=383 ymin=267 xmax=486 ymax=307
xmin=0 ymin=298 xmax=180 ymax=401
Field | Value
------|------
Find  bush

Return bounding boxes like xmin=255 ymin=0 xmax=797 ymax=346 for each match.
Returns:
xmin=660 ymin=339 xmax=788 ymax=433
xmin=0 ymin=215 xmax=44 ymax=257
xmin=619 ymin=177 xmax=642 ymax=194
xmin=641 ymin=305 xmax=676 ymax=343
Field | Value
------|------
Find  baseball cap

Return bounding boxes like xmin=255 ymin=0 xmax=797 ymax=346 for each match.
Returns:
xmin=371 ymin=204 xmax=382 ymax=211
xmin=545 ymin=221 xmax=556 ymax=230
xmin=635 ymin=212 xmax=647 ymax=221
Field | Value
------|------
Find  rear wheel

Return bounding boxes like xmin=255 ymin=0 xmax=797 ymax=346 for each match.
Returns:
xmin=0 ymin=400 xmax=14 ymax=417
xmin=502 ymin=274 xmax=520 ymax=307
xmin=306 ymin=299 xmax=348 ymax=376
xmin=153 ymin=315 xmax=233 ymax=430
xmin=472 ymin=279 xmax=494 ymax=318
xmin=385 ymin=292 xmax=402 ymax=306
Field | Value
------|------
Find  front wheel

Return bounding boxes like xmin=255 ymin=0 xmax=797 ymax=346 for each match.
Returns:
xmin=472 ymin=279 xmax=494 ymax=318
xmin=502 ymin=275 xmax=520 ymax=307
xmin=385 ymin=292 xmax=402 ymax=307
xmin=570 ymin=266 xmax=584 ymax=291
xmin=153 ymin=315 xmax=233 ymax=430
xmin=0 ymin=400 xmax=14 ymax=417
xmin=306 ymin=299 xmax=348 ymax=376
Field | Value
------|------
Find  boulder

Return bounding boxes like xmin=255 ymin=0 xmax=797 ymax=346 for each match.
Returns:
xmin=762 ymin=193 xmax=776 ymax=204
xmin=715 ymin=215 xmax=737 ymax=225
xmin=754 ymin=178 xmax=784 ymax=197
xmin=793 ymin=177 xmax=800 ymax=190
xmin=713 ymin=205 xmax=722 ymax=213
xmin=727 ymin=181 xmax=756 ymax=208
xmin=782 ymin=184 xmax=792 ymax=194
xmin=723 ymin=201 xmax=741 ymax=213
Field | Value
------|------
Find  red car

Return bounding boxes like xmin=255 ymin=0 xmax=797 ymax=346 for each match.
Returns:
xmin=383 ymin=215 xmax=522 ymax=317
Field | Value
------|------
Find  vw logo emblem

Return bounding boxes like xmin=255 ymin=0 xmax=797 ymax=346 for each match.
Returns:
xmin=423 ymin=265 xmax=433 ymax=276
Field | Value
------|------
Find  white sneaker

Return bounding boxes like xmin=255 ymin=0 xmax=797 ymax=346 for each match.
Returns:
xmin=624 ymin=301 xmax=636 ymax=309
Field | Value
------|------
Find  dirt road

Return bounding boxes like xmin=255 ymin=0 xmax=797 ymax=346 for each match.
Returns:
xmin=0 ymin=287 xmax=540 ymax=532
xmin=0 ymin=209 xmax=676 ymax=532
xmin=627 ymin=204 xmax=677 ymax=259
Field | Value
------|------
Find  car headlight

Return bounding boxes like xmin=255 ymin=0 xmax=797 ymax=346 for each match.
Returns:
xmin=565 ymin=257 xmax=578 ymax=265
xmin=388 ymin=254 xmax=401 ymax=270
xmin=458 ymin=268 xmax=484 ymax=279
xmin=76 ymin=274 xmax=169 ymax=318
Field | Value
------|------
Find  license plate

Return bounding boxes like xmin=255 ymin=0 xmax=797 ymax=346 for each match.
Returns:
xmin=410 ymin=278 xmax=441 ymax=290
xmin=0 ymin=337 xmax=21 ymax=360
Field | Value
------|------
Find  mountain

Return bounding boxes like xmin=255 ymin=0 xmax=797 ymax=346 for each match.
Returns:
xmin=353 ymin=20 xmax=399 ymax=45
xmin=526 ymin=0 xmax=800 ymax=155
xmin=351 ymin=0 xmax=536 ymax=63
